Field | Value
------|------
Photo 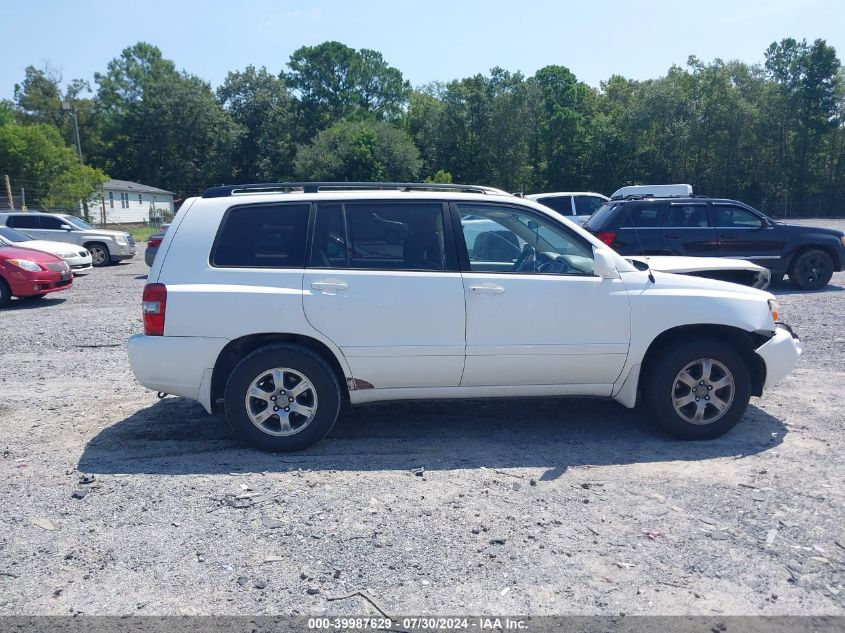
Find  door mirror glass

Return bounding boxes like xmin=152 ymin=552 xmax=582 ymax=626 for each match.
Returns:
xmin=60 ymin=224 xmax=73 ymax=231
xmin=593 ymin=248 xmax=618 ymax=279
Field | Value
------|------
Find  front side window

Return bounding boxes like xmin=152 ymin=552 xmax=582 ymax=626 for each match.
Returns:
xmin=664 ymin=204 xmax=709 ymax=227
xmin=458 ymin=204 xmax=595 ymax=276
xmin=212 ymin=203 xmax=309 ymax=268
xmin=536 ymin=196 xmax=573 ymax=216
xmin=7 ymin=215 xmax=40 ymax=229
xmin=310 ymin=202 xmax=448 ymax=271
xmin=64 ymin=216 xmax=95 ymax=230
xmin=574 ymin=195 xmax=605 ymax=216
xmin=712 ymin=205 xmax=762 ymax=228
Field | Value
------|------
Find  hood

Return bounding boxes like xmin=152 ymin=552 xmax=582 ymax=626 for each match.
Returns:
xmin=628 ymin=255 xmax=767 ymax=274
xmin=82 ymin=229 xmax=130 ymax=238
xmin=644 ymin=268 xmax=773 ymax=300
xmin=0 ymin=244 xmax=65 ymax=263
xmin=776 ymin=222 xmax=844 ymax=238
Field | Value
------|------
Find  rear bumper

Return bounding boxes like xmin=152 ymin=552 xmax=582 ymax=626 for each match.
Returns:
xmin=127 ymin=334 xmax=229 ymax=412
xmin=755 ymin=323 xmax=803 ymax=389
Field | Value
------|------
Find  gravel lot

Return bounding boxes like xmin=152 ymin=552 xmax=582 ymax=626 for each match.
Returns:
xmin=1 ymin=220 xmax=843 ymax=617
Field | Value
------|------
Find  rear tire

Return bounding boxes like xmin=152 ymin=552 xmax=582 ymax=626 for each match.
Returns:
xmin=0 ymin=278 xmax=11 ymax=307
xmin=789 ymin=249 xmax=834 ymax=290
xmin=645 ymin=338 xmax=751 ymax=440
xmin=87 ymin=243 xmax=111 ymax=267
xmin=224 ymin=344 xmax=341 ymax=451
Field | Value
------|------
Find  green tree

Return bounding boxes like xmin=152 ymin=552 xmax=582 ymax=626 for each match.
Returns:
xmin=0 ymin=121 xmax=107 ymax=209
xmin=294 ymin=119 xmax=421 ymax=181
xmin=217 ymin=65 xmax=295 ymax=181
xmin=287 ymin=41 xmax=409 ymax=137
xmin=94 ymin=42 xmax=238 ymax=193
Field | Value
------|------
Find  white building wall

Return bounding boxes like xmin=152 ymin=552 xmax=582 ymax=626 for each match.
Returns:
xmin=92 ymin=189 xmax=175 ymax=224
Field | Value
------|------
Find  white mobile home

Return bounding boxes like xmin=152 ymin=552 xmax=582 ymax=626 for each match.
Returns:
xmin=90 ymin=179 xmax=175 ymax=224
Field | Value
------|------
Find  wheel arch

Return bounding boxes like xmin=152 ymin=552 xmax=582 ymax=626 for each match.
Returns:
xmin=210 ymin=333 xmax=350 ymax=414
xmin=639 ymin=324 xmax=767 ymax=400
xmin=785 ymin=241 xmax=841 ymax=275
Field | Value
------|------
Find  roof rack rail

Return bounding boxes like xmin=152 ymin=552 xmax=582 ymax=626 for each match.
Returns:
xmin=201 ymin=182 xmax=509 ymax=198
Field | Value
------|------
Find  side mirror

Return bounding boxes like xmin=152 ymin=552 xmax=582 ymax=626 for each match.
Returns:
xmin=60 ymin=224 xmax=73 ymax=231
xmin=593 ymin=247 xmax=618 ymax=279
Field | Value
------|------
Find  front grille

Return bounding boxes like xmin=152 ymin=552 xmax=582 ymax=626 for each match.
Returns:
xmin=127 ymin=235 xmax=136 ymax=247
xmin=45 ymin=262 xmax=68 ymax=272
xmin=78 ymin=251 xmax=87 ymax=257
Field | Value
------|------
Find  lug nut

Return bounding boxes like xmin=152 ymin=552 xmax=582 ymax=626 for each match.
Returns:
xmin=273 ymin=406 xmax=279 ymax=411
xmin=705 ymin=396 xmax=710 ymax=401
xmin=708 ymin=385 xmax=712 ymax=390
xmin=289 ymin=397 xmax=294 ymax=402
xmin=270 ymin=396 xmax=276 ymax=401
xmin=284 ymin=407 xmax=290 ymax=412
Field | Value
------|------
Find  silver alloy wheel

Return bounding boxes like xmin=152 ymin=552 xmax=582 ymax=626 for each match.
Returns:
xmin=244 ymin=367 xmax=318 ymax=436
xmin=89 ymin=246 xmax=107 ymax=266
xmin=672 ymin=358 xmax=735 ymax=425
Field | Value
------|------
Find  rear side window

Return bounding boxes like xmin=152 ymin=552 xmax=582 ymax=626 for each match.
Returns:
xmin=7 ymin=215 xmax=40 ymax=229
xmin=212 ymin=203 xmax=309 ymax=268
xmin=536 ymin=196 xmax=573 ymax=216
xmin=621 ymin=203 xmax=663 ymax=228
xmin=309 ymin=201 xmax=449 ymax=271
xmin=665 ymin=205 xmax=709 ymax=227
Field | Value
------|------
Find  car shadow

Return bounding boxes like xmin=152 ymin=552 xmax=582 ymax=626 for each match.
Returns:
xmin=78 ymin=397 xmax=787 ymax=479
xmin=1 ymin=296 xmax=68 ymax=311
xmin=769 ymin=282 xmax=844 ymax=294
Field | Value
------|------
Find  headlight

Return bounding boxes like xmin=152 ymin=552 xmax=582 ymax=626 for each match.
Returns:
xmin=59 ymin=252 xmax=76 ymax=259
xmin=768 ymin=299 xmax=780 ymax=322
xmin=7 ymin=259 xmax=43 ymax=272
xmin=115 ymin=236 xmax=128 ymax=246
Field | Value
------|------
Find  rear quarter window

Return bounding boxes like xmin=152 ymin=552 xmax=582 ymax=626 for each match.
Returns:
xmin=582 ymin=203 xmax=619 ymax=230
xmin=211 ymin=203 xmax=309 ymax=268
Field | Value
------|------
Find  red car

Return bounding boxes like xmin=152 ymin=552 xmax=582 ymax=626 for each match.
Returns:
xmin=0 ymin=243 xmax=73 ymax=307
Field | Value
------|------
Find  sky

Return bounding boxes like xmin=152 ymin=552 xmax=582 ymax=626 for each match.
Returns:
xmin=3 ymin=0 xmax=845 ymax=99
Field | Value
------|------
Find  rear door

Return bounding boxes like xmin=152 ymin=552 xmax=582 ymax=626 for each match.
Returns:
xmin=302 ymin=200 xmax=466 ymax=389
xmin=20 ymin=215 xmax=76 ymax=244
xmin=661 ymin=202 xmax=717 ymax=255
xmin=612 ymin=201 xmax=667 ymax=255
xmin=712 ymin=203 xmax=783 ymax=265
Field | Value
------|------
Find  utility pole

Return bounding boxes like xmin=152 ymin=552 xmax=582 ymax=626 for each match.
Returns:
xmin=3 ymin=175 xmax=13 ymax=209
xmin=62 ymin=100 xmax=91 ymax=222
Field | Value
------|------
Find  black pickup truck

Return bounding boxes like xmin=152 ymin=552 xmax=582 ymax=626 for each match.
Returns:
xmin=583 ymin=196 xmax=845 ymax=290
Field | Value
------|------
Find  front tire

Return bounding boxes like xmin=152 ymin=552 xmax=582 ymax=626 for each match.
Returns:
xmin=87 ymin=243 xmax=111 ymax=267
xmin=224 ymin=344 xmax=341 ymax=451
xmin=789 ymin=249 xmax=834 ymax=290
xmin=645 ymin=339 xmax=751 ymax=440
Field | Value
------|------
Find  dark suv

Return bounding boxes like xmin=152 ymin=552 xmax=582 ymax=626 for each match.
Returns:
xmin=583 ymin=197 xmax=845 ymax=290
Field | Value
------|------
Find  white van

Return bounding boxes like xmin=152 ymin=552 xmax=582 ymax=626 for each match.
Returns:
xmin=611 ymin=184 xmax=694 ymax=199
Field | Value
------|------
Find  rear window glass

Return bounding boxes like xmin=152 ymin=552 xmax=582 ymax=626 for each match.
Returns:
xmin=212 ymin=203 xmax=309 ymax=268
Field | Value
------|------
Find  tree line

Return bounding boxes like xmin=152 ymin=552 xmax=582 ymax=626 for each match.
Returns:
xmin=1 ymin=38 xmax=843 ymax=217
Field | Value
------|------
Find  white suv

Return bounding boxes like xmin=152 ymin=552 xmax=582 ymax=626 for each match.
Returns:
xmin=128 ymin=182 xmax=803 ymax=451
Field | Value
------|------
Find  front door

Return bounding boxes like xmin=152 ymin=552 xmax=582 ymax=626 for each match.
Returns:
xmin=455 ymin=202 xmax=631 ymax=389
xmin=712 ymin=203 xmax=784 ymax=266
xmin=303 ymin=200 xmax=466 ymax=389
xmin=20 ymin=214 xmax=76 ymax=244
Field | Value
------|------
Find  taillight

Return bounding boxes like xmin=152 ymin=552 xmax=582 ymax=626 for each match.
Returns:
xmin=148 ymin=237 xmax=163 ymax=248
xmin=596 ymin=231 xmax=617 ymax=246
xmin=142 ymin=283 xmax=167 ymax=336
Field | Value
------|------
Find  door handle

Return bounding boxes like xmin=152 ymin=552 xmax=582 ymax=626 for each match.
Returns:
xmin=721 ymin=233 xmax=737 ymax=239
xmin=311 ymin=280 xmax=349 ymax=293
xmin=469 ymin=284 xmax=505 ymax=295
xmin=664 ymin=233 xmax=682 ymax=239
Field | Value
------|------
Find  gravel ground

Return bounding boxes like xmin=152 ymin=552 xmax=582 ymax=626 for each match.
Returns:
xmin=0 ymin=221 xmax=843 ymax=617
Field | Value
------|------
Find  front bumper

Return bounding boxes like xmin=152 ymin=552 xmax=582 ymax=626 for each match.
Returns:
xmin=63 ymin=253 xmax=93 ymax=274
xmin=127 ymin=334 xmax=229 ymax=413
xmin=755 ymin=323 xmax=803 ymax=389
xmin=6 ymin=269 xmax=73 ymax=297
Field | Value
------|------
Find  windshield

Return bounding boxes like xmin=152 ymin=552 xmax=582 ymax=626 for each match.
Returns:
xmin=64 ymin=216 xmax=95 ymax=229
xmin=0 ymin=226 xmax=34 ymax=242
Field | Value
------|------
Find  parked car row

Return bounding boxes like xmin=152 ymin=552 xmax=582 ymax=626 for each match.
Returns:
xmin=129 ymin=181 xmax=804 ymax=452
xmin=0 ymin=210 xmax=140 ymax=307
xmin=527 ymin=184 xmax=845 ymax=291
